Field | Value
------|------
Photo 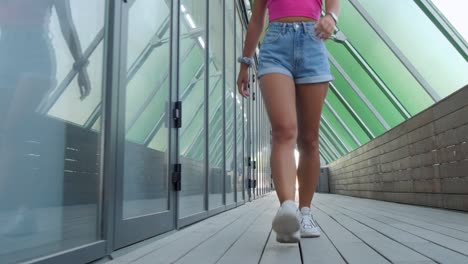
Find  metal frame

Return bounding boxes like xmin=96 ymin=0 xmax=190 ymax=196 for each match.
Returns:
xmin=329 ymin=82 xmax=375 ymax=139
xmin=176 ymin=0 xmax=210 ymax=226
xmin=113 ymin=0 xmax=175 ymax=249
xmin=348 ymin=0 xmax=440 ymax=102
xmin=324 ymin=99 xmax=361 ymax=146
xmin=320 ymin=123 xmax=347 ymax=155
xmin=319 ymin=141 xmax=335 ymax=162
xmin=414 ymin=0 xmax=468 ymax=61
xmin=319 ymin=133 xmax=340 ymax=159
xmin=321 ymin=115 xmax=351 ymax=152
xmin=204 ymin=0 xmax=210 ymax=213
xmin=328 ymin=53 xmax=392 ymax=129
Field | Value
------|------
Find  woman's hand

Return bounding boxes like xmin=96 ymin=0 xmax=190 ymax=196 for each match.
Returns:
xmin=78 ymin=69 xmax=91 ymax=100
xmin=315 ymin=15 xmax=336 ymax=40
xmin=237 ymin=65 xmax=250 ymax=97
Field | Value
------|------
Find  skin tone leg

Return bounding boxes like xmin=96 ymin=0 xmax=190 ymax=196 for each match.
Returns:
xmin=260 ymin=73 xmax=297 ymax=204
xmin=295 ymin=82 xmax=328 ymax=209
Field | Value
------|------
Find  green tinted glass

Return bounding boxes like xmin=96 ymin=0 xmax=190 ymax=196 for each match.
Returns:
xmin=357 ymin=0 xmax=468 ymax=97
xmin=337 ymin=0 xmax=434 ymax=115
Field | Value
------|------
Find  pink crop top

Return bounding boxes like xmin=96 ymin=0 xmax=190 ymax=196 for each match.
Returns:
xmin=267 ymin=0 xmax=323 ymax=22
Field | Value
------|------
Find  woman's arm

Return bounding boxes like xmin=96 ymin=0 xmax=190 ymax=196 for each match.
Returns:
xmin=325 ymin=0 xmax=340 ymax=17
xmin=54 ymin=0 xmax=91 ymax=99
xmin=315 ymin=0 xmax=340 ymax=40
xmin=237 ymin=0 xmax=268 ymax=97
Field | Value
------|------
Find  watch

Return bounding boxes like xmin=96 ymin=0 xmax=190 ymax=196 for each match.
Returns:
xmin=326 ymin=12 xmax=338 ymax=24
xmin=237 ymin=56 xmax=254 ymax=67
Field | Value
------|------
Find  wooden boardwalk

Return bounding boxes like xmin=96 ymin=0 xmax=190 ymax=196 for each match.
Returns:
xmin=103 ymin=193 xmax=468 ymax=264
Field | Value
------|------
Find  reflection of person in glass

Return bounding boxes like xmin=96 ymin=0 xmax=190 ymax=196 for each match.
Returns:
xmin=0 ymin=0 xmax=91 ymax=236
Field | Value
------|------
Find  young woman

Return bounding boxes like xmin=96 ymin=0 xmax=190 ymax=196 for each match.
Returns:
xmin=237 ymin=0 xmax=340 ymax=243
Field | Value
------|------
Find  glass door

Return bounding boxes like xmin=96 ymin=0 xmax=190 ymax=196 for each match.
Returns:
xmin=177 ymin=0 xmax=208 ymax=226
xmin=114 ymin=0 xmax=174 ymax=249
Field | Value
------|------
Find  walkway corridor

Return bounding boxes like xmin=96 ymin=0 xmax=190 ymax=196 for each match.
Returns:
xmin=102 ymin=193 xmax=468 ymax=264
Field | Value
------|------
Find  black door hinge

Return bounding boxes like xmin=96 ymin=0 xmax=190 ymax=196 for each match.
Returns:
xmin=253 ymin=161 xmax=257 ymax=170
xmin=173 ymin=101 xmax=182 ymax=128
xmin=252 ymin=74 xmax=256 ymax=82
xmin=248 ymin=179 xmax=257 ymax=189
xmin=247 ymin=156 xmax=252 ymax=167
xmin=252 ymin=92 xmax=256 ymax=101
xmin=172 ymin=164 xmax=181 ymax=191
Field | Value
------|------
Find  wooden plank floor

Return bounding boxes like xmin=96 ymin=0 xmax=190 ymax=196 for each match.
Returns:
xmin=103 ymin=193 xmax=468 ymax=264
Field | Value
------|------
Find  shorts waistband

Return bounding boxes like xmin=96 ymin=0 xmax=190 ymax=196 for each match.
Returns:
xmin=267 ymin=21 xmax=316 ymax=33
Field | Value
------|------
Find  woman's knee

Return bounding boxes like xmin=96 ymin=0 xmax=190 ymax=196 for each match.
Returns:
xmin=272 ymin=123 xmax=297 ymax=145
xmin=298 ymin=133 xmax=319 ymax=154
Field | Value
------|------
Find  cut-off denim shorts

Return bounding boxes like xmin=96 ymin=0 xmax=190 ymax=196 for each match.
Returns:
xmin=257 ymin=22 xmax=333 ymax=84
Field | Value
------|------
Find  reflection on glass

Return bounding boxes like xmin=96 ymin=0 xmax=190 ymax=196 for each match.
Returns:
xmin=179 ymin=0 xmax=207 ymax=218
xmin=235 ymin=15 xmax=244 ymax=202
xmin=243 ymin=99 xmax=249 ymax=200
xmin=123 ymin=0 xmax=170 ymax=219
xmin=0 ymin=1 xmax=104 ymax=263
xmin=225 ymin=0 xmax=236 ymax=205
xmin=208 ymin=0 xmax=224 ymax=210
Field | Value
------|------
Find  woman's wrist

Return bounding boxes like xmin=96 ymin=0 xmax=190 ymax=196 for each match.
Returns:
xmin=240 ymin=63 xmax=249 ymax=71
xmin=73 ymin=57 xmax=89 ymax=72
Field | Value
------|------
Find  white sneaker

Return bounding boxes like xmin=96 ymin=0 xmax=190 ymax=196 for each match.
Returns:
xmin=272 ymin=200 xmax=300 ymax=243
xmin=300 ymin=207 xmax=321 ymax=238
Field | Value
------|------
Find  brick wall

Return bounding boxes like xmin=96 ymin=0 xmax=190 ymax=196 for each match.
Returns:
xmin=327 ymin=85 xmax=468 ymax=211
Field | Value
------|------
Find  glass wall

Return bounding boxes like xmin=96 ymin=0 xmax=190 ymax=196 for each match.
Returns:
xmin=225 ymin=0 xmax=236 ymax=205
xmin=235 ymin=11 xmax=244 ymax=202
xmin=0 ymin=1 xmax=105 ymax=263
xmin=178 ymin=0 xmax=208 ymax=218
xmin=208 ymin=0 xmax=225 ymax=209
xmin=430 ymin=0 xmax=468 ymax=41
xmin=122 ymin=0 xmax=171 ymax=219
xmin=0 ymin=0 xmax=271 ymax=262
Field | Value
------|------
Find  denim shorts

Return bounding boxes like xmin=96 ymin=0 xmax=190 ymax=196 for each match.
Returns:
xmin=257 ymin=22 xmax=333 ymax=84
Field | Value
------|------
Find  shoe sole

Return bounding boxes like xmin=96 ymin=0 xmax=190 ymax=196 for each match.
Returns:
xmin=272 ymin=212 xmax=300 ymax=243
xmin=301 ymin=232 xmax=321 ymax=238
xmin=277 ymin=230 xmax=300 ymax=243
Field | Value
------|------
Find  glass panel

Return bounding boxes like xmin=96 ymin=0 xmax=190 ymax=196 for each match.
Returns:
xmin=208 ymin=0 xmax=224 ymax=210
xmin=179 ymin=0 xmax=207 ymax=218
xmin=235 ymin=14 xmax=244 ymax=202
xmin=123 ymin=0 xmax=170 ymax=219
xmin=337 ymin=0 xmax=433 ymax=115
xmin=429 ymin=0 xmax=468 ymax=42
xmin=326 ymin=41 xmax=405 ymax=128
xmin=0 ymin=1 xmax=105 ymax=263
xmin=236 ymin=98 xmax=244 ymax=201
xmin=225 ymin=0 xmax=236 ymax=205
xmin=322 ymin=106 xmax=359 ymax=151
xmin=330 ymin=64 xmax=386 ymax=137
xmin=357 ymin=0 xmax=468 ymax=98
xmin=243 ymin=99 xmax=249 ymax=200
xmin=326 ymin=90 xmax=371 ymax=145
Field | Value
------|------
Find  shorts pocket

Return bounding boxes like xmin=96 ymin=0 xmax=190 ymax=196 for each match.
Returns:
xmin=262 ymin=29 xmax=282 ymax=44
xmin=306 ymin=29 xmax=321 ymax=41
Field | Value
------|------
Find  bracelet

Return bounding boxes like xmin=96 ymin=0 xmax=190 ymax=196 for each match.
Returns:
xmin=237 ymin=56 xmax=254 ymax=67
xmin=73 ymin=58 xmax=90 ymax=72
xmin=326 ymin=12 xmax=338 ymax=25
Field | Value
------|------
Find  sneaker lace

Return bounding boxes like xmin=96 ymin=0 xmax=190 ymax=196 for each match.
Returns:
xmin=301 ymin=213 xmax=317 ymax=229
